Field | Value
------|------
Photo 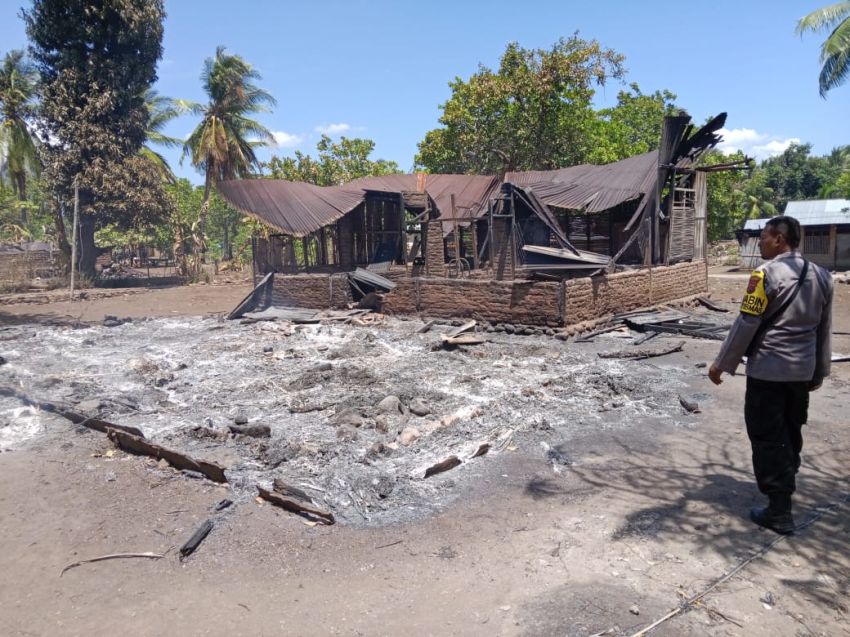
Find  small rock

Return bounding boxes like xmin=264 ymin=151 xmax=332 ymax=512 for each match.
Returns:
xmin=374 ymin=415 xmax=389 ymax=433
xmin=399 ymin=426 xmax=420 ymax=446
xmin=262 ymin=345 xmax=274 ymax=353
xmin=409 ymin=398 xmax=431 ymax=417
xmin=544 ymin=328 xmax=555 ymax=336
xmin=376 ymin=395 xmax=403 ymax=414
xmin=629 ymin=604 xmax=640 ymax=616
xmin=333 ymin=408 xmax=365 ymax=428
xmin=259 ymin=440 xmax=300 ymax=467
xmin=503 ymin=324 xmax=515 ymax=334
xmin=157 ymin=458 xmax=169 ymax=469
xmin=367 ymin=442 xmax=392 ymax=458
xmin=372 ymin=474 xmax=395 ymax=498
xmin=694 ymin=362 xmax=707 ymax=369
xmin=522 ymin=327 xmax=535 ymax=335
xmin=154 ymin=374 xmax=174 ymax=387
xmin=229 ymin=423 xmax=271 ymax=438
xmin=336 ymin=426 xmax=359 ymax=442
xmin=77 ymin=399 xmax=102 ymax=413
xmin=234 ymin=412 xmax=249 ymax=425
xmin=104 ymin=471 xmax=116 ymax=482
xmin=0 ymin=355 xmax=7 ymax=366
xmin=555 ymin=332 xmax=569 ymax=341
xmin=192 ymin=426 xmax=226 ymax=440
xmin=309 ymin=362 xmax=332 ymax=372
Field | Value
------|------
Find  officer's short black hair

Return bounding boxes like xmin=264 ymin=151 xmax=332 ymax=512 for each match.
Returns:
xmin=765 ymin=215 xmax=801 ymax=249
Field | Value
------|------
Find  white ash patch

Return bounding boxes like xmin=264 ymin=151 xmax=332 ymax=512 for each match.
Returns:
xmin=0 ymin=316 xmax=693 ymax=525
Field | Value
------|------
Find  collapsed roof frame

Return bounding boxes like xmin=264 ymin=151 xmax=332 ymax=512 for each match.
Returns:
xmin=218 ymin=113 xmax=733 ymax=279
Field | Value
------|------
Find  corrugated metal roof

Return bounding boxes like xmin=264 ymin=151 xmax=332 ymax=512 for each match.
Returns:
xmin=218 ymin=114 xmax=726 ymax=237
xmin=505 ymin=151 xmax=659 ymax=213
xmin=743 ymin=200 xmax=850 ymax=231
xmin=218 ymin=180 xmax=364 ymax=238
xmin=785 ymin=199 xmax=850 ymax=224
xmin=219 ymin=174 xmax=500 ymax=237
xmin=347 ymin=173 xmax=501 ymax=223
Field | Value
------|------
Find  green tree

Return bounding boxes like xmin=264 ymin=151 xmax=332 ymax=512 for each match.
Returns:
xmin=0 ymin=49 xmax=40 ymax=225
xmin=703 ymin=150 xmax=751 ymax=241
xmin=265 ymin=135 xmax=401 ymax=185
xmin=415 ymin=35 xmax=626 ymax=174
xmin=183 ymin=46 xmax=275 ymax=273
xmin=796 ymin=2 xmax=850 ymax=96
xmin=591 ymin=83 xmax=679 ymax=163
xmin=760 ymin=143 xmax=828 ymax=210
xmin=24 ymin=0 xmax=166 ymax=277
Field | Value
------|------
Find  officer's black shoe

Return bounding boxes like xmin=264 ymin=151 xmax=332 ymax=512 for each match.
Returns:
xmin=750 ymin=507 xmax=795 ymax=535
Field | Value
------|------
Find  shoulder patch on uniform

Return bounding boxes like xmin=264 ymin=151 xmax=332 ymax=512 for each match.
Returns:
xmin=741 ymin=270 xmax=768 ymax=316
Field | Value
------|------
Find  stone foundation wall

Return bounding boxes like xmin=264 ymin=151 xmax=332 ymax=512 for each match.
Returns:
xmin=271 ymin=273 xmax=352 ymax=309
xmin=0 ymin=250 xmax=55 ymax=282
xmin=268 ymin=260 xmax=708 ymax=325
xmin=424 ymin=220 xmax=445 ymax=277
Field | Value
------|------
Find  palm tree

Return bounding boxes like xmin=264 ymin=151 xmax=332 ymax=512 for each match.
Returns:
xmin=141 ymin=89 xmax=192 ymax=184
xmin=0 ymin=50 xmax=40 ymax=224
xmin=182 ymin=46 xmax=275 ymax=272
xmin=797 ymin=2 xmax=850 ymax=97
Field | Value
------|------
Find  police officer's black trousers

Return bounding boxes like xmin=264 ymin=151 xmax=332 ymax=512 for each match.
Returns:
xmin=744 ymin=377 xmax=809 ymax=504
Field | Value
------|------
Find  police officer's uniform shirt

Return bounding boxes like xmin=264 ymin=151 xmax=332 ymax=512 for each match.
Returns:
xmin=714 ymin=251 xmax=833 ymax=382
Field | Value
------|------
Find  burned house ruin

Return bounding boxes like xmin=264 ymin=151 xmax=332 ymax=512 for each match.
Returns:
xmin=219 ymin=114 xmax=730 ymax=326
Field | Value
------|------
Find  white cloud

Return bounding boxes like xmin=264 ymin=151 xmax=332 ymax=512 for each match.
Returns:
xmin=717 ymin=127 xmax=800 ymax=160
xmin=752 ymin=138 xmax=801 ymax=157
xmin=271 ymin=131 xmax=304 ymax=148
xmin=314 ymin=122 xmax=351 ymax=136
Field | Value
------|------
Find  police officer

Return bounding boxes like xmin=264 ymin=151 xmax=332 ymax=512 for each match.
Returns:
xmin=709 ymin=215 xmax=832 ymax=534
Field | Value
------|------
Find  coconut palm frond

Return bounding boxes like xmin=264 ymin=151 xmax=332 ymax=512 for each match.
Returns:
xmin=797 ymin=2 xmax=850 ymax=96
xmin=796 ymin=1 xmax=850 ymax=34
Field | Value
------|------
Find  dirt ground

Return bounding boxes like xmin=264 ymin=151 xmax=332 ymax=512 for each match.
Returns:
xmin=1 ymin=267 xmax=848 ymax=637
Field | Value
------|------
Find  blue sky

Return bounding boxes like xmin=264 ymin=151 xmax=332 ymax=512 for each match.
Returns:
xmin=2 ymin=0 xmax=848 ymax=184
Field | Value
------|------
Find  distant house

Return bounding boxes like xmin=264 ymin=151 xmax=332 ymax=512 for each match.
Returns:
xmin=739 ymin=199 xmax=850 ymax=270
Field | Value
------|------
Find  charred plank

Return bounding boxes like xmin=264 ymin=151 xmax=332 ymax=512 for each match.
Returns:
xmin=107 ymin=429 xmax=227 ymax=483
xmin=257 ymin=486 xmax=335 ymax=525
xmin=0 ymin=385 xmax=144 ymax=437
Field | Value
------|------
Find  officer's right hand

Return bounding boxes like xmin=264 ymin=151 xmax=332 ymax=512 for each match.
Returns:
xmin=708 ymin=364 xmax=723 ymax=385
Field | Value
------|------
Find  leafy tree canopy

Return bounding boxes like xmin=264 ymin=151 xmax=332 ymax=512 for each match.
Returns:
xmin=415 ymin=35 xmax=627 ymax=174
xmin=265 ymin=135 xmax=401 ymax=186
xmin=23 ymin=0 xmax=166 ymax=275
xmin=0 ymin=49 xmax=41 ymax=217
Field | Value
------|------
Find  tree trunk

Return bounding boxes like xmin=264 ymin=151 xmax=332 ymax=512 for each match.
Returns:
xmin=192 ymin=169 xmax=212 ymax=277
xmin=78 ymin=214 xmax=97 ymax=280
xmin=14 ymin=172 xmax=28 ymax=227
xmin=52 ymin=202 xmax=72 ymax=274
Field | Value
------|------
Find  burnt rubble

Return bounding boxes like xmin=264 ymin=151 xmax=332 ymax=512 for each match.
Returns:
xmin=0 ymin=314 xmax=707 ymax=526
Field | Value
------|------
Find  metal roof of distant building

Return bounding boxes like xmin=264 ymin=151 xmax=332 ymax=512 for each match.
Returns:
xmin=784 ymin=199 xmax=850 ymax=224
xmin=743 ymin=199 xmax=850 ymax=231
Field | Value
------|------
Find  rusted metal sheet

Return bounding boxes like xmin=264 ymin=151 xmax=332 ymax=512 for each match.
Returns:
xmin=218 ymin=180 xmax=364 ymax=238
xmin=506 ymin=151 xmax=658 ymax=213
xmin=219 ymin=174 xmax=500 ymax=238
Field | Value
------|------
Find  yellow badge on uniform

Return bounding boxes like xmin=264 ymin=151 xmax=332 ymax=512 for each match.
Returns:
xmin=741 ymin=270 xmax=768 ymax=316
